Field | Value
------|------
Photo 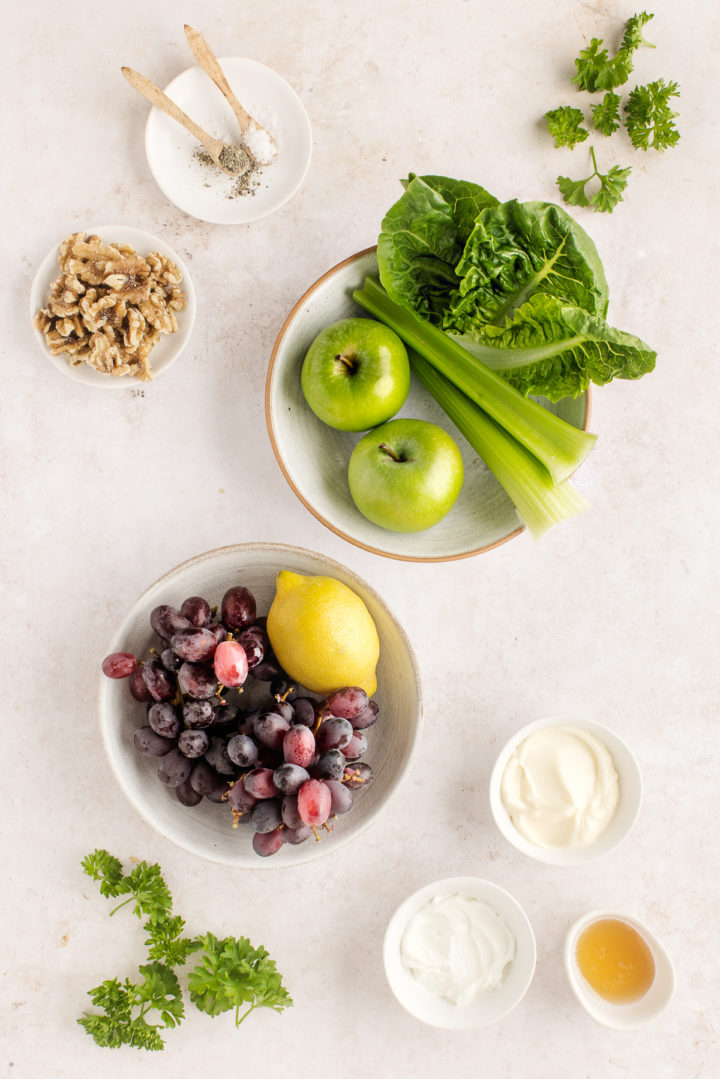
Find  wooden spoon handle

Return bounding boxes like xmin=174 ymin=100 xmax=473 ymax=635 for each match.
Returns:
xmin=121 ymin=66 xmax=222 ymax=155
xmin=183 ymin=25 xmax=278 ymax=163
xmin=184 ymin=25 xmax=253 ymax=134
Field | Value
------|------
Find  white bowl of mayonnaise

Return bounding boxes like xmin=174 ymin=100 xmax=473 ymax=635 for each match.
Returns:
xmin=489 ymin=716 xmax=643 ymax=866
xmin=383 ymin=877 xmax=536 ymax=1028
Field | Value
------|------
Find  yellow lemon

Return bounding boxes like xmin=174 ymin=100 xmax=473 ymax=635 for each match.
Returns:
xmin=266 ymin=571 xmax=380 ymax=696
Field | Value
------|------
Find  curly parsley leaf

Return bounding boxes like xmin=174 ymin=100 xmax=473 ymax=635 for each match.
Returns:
xmin=557 ymin=147 xmax=631 ymax=214
xmin=109 ymin=861 xmax=173 ymax=924
xmin=144 ymin=915 xmax=201 ymax=967
xmin=81 ymin=850 xmax=125 ymax=898
xmin=573 ymin=38 xmax=634 ymax=93
xmin=188 ymin=933 xmax=293 ymax=1027
xmin=624 ymin=79 xmax=680 ymax=151
xmin=591 ymin=91 xmax=622 ymax=136
xmin=545 ymin=106 xmax=589 ymax=149
xmin=621 ymin=11 xmax=655 ymax=53
xmin=78 ymin=964 xmax=183 ymax=1051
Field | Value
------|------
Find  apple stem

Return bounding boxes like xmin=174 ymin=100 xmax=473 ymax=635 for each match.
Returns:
xmin=334 ymin=352 xmax=358 ymax=374
xmin=378 ymin=442 xmax=403 ymax=462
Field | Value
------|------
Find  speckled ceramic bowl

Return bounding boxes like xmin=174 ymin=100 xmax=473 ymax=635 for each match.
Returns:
xmin=265 ymin=248 xmax=590 ymax=562
xmin=99 ymin=542 xmax=422 ymax=867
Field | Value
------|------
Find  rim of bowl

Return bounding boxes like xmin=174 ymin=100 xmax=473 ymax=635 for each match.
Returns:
xmin=488 ymin=716 xmax=643 ymax=866
xmin=265 ymin=247 xmax=592 ymax=563
xmin=563 ymin=908 xmax=676 ymax=1029
xmin=383 ymin=875 xmax=537 ymax=1028
xmin=29 ymin=225 xmax=197 ymax=388
xmin=97 ymin=541 xmax=424 ymax=867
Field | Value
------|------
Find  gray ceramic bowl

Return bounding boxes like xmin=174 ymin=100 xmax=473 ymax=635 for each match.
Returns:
xmin=266 ymin=248 xmax=590 ymax=561
xmin=99 ymin=543 xmax=422 ymax=867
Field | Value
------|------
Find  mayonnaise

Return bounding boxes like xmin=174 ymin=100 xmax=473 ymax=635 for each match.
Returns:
xmin=400 ymin=894 xmax=516 ymax=1005
xmin=500 ymin=725 xmax=619 ymax=849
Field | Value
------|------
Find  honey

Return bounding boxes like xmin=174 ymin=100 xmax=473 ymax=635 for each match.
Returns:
xmin=576 ymin=919 xmax=655 ymax=1003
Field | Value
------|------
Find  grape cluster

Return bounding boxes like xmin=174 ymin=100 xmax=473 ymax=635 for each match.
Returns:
xmin=102 ymin=585 xmax=377 ymax=857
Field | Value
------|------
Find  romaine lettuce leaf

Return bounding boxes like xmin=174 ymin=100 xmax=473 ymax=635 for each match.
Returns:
xmin=445 ymin=199 xmax=609 ymax=334
xmin=377 ymin=174 xmax=498 ymax=323
xmin=450 ymin=294 xmax=655 ymax=401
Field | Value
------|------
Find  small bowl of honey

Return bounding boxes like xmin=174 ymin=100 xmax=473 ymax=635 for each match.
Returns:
xmin=564 ymin=909 xmax=675 ymax=1029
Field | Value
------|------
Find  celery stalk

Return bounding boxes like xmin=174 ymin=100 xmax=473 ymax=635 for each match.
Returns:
xmin=409 ymin=349 xmax=590 ymax=538
xmin=353 ymin=276 xmax=596 ymax=484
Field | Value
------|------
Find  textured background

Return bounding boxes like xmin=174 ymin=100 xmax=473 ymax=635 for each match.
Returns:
xmin=2 ymin=0 xmax=719 ymax=1075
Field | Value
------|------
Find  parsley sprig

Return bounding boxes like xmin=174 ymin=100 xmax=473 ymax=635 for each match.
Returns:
xmin=78 ymin=965 xmax=184 ymax=1051
xmin=625 ymin=78 xmax=680 ymax=151
xmin=79 ymin=850 xmax=292 ymax=1051
xmin=557 ymin=147 xmax=631 ymax=214
xmin=189 ymin=933 xmax=293 ymax=1026
xmin=545 ymin=106 xmax=589 ymax=149
xmin=573 ymin=37 xmax=633 ymax=93
xmin=545 ymin=11 xmax=679 ymax=212
xmin=591 ymin=91 xmax=622 ymax=136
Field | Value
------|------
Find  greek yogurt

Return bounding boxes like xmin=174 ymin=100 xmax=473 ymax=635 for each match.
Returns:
xmin=500 ymin=725 xmax=620 ymax=849
xmin=400 ymin=893 xmax=516 ymax=1005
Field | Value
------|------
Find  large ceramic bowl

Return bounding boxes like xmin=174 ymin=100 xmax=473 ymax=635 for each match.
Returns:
xmin=99 ymin=543 xmax=422 ymax=867
xmin=266 ymin=248 xmax=590 ymax=562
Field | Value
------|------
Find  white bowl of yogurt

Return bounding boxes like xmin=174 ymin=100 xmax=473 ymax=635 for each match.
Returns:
xmin=383 ymin=877 xmax=536 ymax=1028
xmin=489 ymin=716 xmax=643 ymax=866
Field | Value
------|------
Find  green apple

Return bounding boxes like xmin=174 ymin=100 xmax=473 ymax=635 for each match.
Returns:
xmin=348 ymin=418 xmax=464 ymax=532
xmin=301 ymin=317 xmax=410 ymax=431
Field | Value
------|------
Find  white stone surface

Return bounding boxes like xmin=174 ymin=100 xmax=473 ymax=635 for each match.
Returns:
xmin=2 ymin=0 xmax=719 ymax=1075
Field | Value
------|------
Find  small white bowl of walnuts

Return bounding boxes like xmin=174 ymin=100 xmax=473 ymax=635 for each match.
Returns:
xmin=30 ymin=225 xmax=197 ymax=387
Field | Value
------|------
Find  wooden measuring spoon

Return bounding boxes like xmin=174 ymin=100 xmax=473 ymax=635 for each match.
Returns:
xmin=184 ymin=25 xmax=279 ymax=166
xmin=121 ymin=66 xmax=251 ymax=177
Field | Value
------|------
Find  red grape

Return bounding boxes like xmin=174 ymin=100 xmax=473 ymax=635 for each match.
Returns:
xmin=283 ymin=725 xmax=315 ymax=768
xmin=141 ymin=659 xmax=176 ymax=702
xmin=326 ymin=779 xmax=353 ymax=815
xmin=273 ymin=763 xmax=310 ymax=795
xmin=350 ymin=699 xmax=379 ymax=730
xmin=252 ymin=830 xmax=284 ymax=857
xmin=180 ymin=596 xmax=212 ymax=627
xmin=341 ymin=731 xmax=368 ymax=761
xmin=102 ymin=652 xmax=137 ymax=679
xmin=297 ymin=779 xmax=332 ymax=827
xmin=171 ymin=627 xmax=217 ymax=662
xmin=177 ymin=662 xmax=217 ymax=700
xmin=316 ymin=717 xmax=353 ymax=752
xmin=213 ymin=640 xmax=249 ymax=687
xmin=220 ymin=586 xmax=256 ymax=631
xmin=326 ymin=686 xmax=368 ymax=720
xmin=129 ymin=668 xmax=153 ymax=702
xmin=150 ymin=604 xmax=191 ymax=641
xmin=343 ymin=763 xmax=373 ymax=790
xmin=243 ymin=768 xmax=279 ymax=800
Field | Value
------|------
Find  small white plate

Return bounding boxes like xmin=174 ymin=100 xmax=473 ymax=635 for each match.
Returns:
xmin=489 ymin=716 xmax=643 ymax=866
xmin=144 ymin=59 xmax=312 ymax=224
xmin=383 ymin=877 xmax=536 ymax=1028
xmin=565 ymin=909 xmax=676 ymax=1029
xmin=29 ymin=225 xmax=197 ymax=388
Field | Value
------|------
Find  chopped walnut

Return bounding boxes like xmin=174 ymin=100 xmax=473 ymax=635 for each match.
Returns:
xmin=33 ymin=231 xmax=186 ymax=381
